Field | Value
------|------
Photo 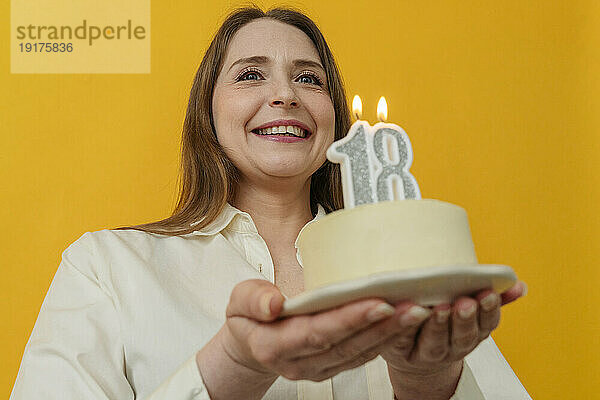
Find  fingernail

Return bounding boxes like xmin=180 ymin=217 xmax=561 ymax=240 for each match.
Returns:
xmin=522 ymin=282 xmax=528 ymax=297
xmin=399 ymin=306 xmax=431 ymax=326
xmin=260 ymin=293 xmax=274 ymax=317
xmin=480 ymin=293 xmax=499 ymax=312
xmin=435 ymin=309 xmax=451 ymax=324
xmin=367 ymin=303 xmax=396 ymax=322
xmin=458 ymin=303 xmax=477 ymax=320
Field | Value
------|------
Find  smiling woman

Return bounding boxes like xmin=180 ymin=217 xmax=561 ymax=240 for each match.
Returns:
xmin=10 ymin=5 xmax=528 ymax=400
xmin=109 ymin=7 xmax=349 ymax=237
xmin=212 ymin=18 xmax=336 ymax=194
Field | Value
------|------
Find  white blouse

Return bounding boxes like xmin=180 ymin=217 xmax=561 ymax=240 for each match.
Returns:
xmin=10 ymin=202 xmax=531 ymax=399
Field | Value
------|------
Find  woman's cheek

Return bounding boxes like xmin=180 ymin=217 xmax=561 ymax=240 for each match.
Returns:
xmin=303 ymin=93 xmax=333 ymax=122
xmin=230 ymin=93 xmax=262 ymax=124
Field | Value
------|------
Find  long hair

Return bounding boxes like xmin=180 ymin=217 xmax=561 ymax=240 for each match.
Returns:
xmin=114 ymin=5 xmax=350 ymax=236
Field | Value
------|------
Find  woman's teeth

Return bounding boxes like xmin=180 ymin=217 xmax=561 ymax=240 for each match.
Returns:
xmin=254 ymin=125 xmax=308 ymax=138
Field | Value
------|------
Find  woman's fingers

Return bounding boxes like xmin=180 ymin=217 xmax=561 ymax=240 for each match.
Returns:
xmin=475 ymin=290 xmax=501 ymax=340
xmin=279 ymin=298 xmax=396 ymax=358
xmin=304 ymin=302 xmax=430 ymax=366
xmin=248 ymin=298 xmax=397 ymax=379
xmin=371 ymin=302 xmax=434 ymax=372
xmin=280 ymin=302 xmax=430 ymax=381
xmin=500 ymin=280 xmax=528 ymax=306
xmin=381 ymin=303 xmax=432 ymax=360
xmin=391 ymin=290 xmax=505 ymax=370
xmin=280 ymin=318 xmax=390 ymax=380
xmin=411 ymin=304 xmax=451 ymax=363
xmin=226 ymin=279 xmax=284 ymax=322
xmin=449 ymin=297 xmax=480 ymax=359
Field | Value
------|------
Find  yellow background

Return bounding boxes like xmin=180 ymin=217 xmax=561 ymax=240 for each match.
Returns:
xmin=2 ymin=1 xmax=598 ymax=398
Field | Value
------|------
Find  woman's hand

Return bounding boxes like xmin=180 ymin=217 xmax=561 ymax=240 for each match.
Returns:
xmin=196 ymin=279 xmax=526 ymax=400
xmin=219 ymin=279 xmax=416 ymax=381
xmin=199 ymin=279 xmax=442 ymax=399
xmin=380 ymin=281 xmax=528 ymax=400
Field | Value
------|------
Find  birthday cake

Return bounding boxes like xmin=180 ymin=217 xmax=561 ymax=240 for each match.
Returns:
xmin=296 ymin=199 xmax=478 ymax=290
xmin=294 ymin=96 xmax=484 ymax=291
xmin=294 ymin=96 xmax=490 ymax=291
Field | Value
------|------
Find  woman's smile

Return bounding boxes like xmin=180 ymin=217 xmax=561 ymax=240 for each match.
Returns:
xmin=250 ymin=118 xmax=313 ymax=142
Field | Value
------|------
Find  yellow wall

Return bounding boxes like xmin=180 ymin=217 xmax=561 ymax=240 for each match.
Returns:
xmin=2 ymin=1 xmax=598 ymax=398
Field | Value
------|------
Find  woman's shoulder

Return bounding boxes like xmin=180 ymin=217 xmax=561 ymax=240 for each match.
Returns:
xmin=58 ymin=228 xmax=204 ymax=296
xmin=63 ymin=228 xmax=195 ymax=265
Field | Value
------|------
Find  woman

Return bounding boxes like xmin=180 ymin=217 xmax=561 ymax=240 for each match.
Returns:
xmin=10 ymin=6 xmax=529 ymax=400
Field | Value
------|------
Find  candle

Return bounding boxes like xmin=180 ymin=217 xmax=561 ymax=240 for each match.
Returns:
xmin=372 ymin=96 xmax=421 ymax=202
xmin=326 ymin=95 xmax=421 ymax=208
xmin=326 ymin=95 xmax=377 ymax=207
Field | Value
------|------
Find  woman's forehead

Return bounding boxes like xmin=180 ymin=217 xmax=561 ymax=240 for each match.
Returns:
xmin=224 ymin=19 xmax=321 ymax=67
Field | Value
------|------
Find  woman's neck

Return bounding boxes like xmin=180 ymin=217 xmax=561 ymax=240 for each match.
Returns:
xmin=232 ymin=177 xmax=314 ymax=262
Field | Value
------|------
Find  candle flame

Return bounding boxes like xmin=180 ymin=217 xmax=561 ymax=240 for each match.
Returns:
xmin=377 ymin=96 xmax=388 ymax=122
xmin=352 ymin=95 xmax=362 ymax=120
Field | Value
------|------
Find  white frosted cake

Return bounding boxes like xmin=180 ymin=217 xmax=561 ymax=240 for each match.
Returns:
xmin=296 ymin=199 xmax=478 ymax=290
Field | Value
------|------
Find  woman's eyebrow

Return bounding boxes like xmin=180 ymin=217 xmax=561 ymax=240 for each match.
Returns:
xmin=227 ymin=56 xmax=325 ymax=73
xmin=292 ymin=59 xmax=325 ymax=72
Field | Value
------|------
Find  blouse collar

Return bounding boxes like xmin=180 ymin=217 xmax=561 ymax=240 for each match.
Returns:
xmin=190 ymin=202 xmax=327 ymax=236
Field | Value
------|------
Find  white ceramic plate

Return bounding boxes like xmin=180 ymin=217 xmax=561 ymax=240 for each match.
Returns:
xmin=280 ymin=264 xmax=517 ymax=317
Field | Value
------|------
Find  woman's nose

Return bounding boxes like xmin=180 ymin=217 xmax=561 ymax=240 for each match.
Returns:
xmin=271 ymin=98 xmax=298 ymax=107
xmin=269 ymin=83 xmax=299 ymax=108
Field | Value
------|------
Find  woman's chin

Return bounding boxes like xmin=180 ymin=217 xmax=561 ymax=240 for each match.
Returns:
xmin=264 ymin=168 xmax=307 ymax=179
xmin=243 ymin=164 xmax=313 ymax=181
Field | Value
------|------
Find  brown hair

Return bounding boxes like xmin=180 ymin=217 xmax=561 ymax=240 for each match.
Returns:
xmin=114 ymin=5 xmax=350 ymax=236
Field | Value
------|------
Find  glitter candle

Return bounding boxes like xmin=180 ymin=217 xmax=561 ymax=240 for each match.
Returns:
xmin=371 ymin=96 xmax=421 ymax=202
xmin=326 ymin=95 xmax=377 ymax=208
xmin=326 ymin=95 xmax=421 ymax=208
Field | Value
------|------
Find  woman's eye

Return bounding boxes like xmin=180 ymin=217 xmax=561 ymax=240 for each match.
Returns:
xmin=297 ymin=72 xmax=323 ymax=86
xmin=236 ymin=69 xmax=323 ymax=86
xmin=237 ymin=69 xmax=263 ymax=81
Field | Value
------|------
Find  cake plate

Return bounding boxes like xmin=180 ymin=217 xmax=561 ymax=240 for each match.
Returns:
xmin=280 ymin=264 xmax=517 ymax=317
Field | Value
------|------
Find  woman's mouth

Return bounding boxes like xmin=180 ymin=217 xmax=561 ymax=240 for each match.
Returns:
xmin=250 ymin=125 xmax=312 ymax=142
xmin=251 ymin=125 xmax=311 ymax=138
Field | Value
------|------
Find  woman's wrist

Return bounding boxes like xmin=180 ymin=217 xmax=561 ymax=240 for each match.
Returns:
xmin=387 ymin=360 xmax=464 ymax=400
xmin=196 ymin=326 xmax=278 ymax=400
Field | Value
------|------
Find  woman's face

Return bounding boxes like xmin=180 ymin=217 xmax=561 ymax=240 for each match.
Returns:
xmin=212 ymin=18 xmax=335 ymax=186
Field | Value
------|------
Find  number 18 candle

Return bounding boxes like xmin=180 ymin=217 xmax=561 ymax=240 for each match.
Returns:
xmin=326 ymin=95 xmax=421 ymax=209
